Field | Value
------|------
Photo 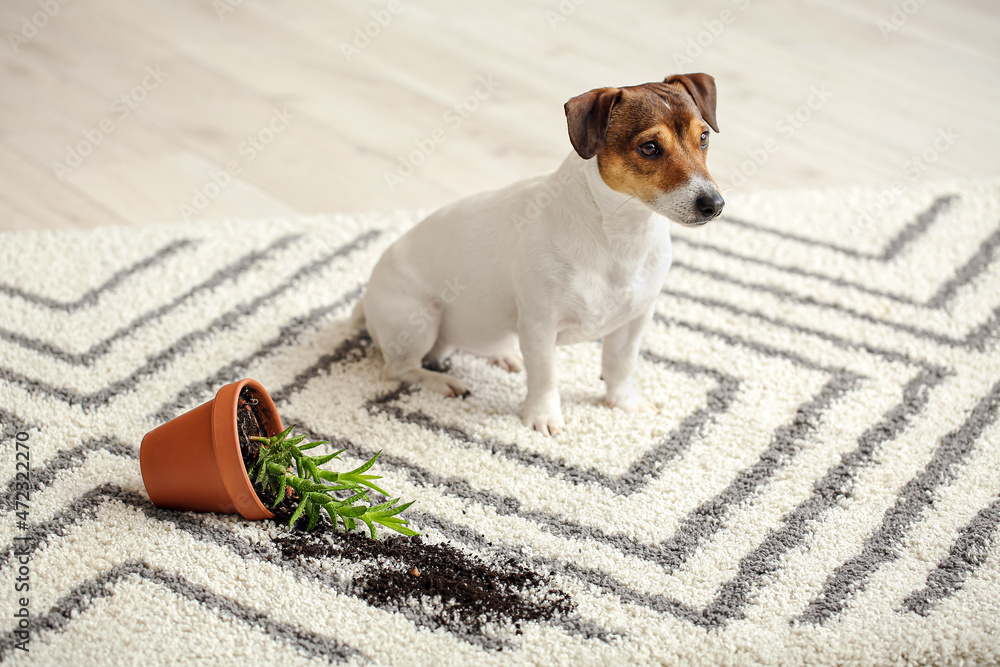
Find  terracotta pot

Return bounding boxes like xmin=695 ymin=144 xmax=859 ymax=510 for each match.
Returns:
xmin=140 ymin=378 xmax=282 ymax=520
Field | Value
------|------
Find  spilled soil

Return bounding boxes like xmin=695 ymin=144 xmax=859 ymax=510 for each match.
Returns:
xmin=235 ymin=384 xmax=574 ymax=640
xmin=273 ymin=528 xmax=574 ymax=641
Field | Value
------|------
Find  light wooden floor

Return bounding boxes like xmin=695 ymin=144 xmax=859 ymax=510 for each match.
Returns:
xmin=1 ymin=0 xmax=998 ymax=231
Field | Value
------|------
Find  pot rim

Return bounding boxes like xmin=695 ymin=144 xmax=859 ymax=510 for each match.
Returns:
xmin=212 ymin=378 xmax=280 ymax=520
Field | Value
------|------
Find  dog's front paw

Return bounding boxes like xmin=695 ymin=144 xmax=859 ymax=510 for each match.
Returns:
xmin=521 ymin=395 xmax=564 ymax=436
xmin=604 ymin=388 xmax=658 ymax=414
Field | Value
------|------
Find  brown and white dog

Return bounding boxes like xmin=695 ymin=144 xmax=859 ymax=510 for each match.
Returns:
xmin=354 ymin=74 xmax=724 ymax=435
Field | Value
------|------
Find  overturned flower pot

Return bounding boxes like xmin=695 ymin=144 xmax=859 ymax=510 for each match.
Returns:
xmin=141 ymin=378 xmax=278 ymax=519
xmin=140 ymin=378 xmax=416 ymax=537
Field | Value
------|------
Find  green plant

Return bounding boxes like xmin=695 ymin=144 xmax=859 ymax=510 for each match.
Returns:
xmin=249 ymin=425 xmax=418 ymax=538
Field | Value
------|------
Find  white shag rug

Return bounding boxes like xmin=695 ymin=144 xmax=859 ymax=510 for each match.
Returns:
xmin=1 ymin=179 xmax=999 ymax=666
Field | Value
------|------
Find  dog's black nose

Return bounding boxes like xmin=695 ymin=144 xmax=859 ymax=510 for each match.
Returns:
xmin=695 ymin=191 xmax=725 ymax=219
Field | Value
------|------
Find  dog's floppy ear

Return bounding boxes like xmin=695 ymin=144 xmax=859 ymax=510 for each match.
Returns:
xmin=564 ymin=87 xmax=621 ymax=159
xmin=664 ymin=73 xmax=719 ymax=133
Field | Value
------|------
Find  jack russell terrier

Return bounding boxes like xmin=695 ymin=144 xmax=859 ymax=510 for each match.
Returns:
xmin=353 ymin=73 xmax=724 ymax=435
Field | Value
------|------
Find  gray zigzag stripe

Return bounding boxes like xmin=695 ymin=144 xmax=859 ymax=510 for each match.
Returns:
xmin=652 ymin=312 xmax=861 ymax=373
xmin=0 ymin=238 xmax=197 ymax=311
xmin=284 ymin=305 xmax=854 ymax=501
xmin=655 ymin=372 xmax=859 ymax=573
xmin=0 ymin=230 xmax=380 ymax=409
xmin=0 ymin=268 xmax=964 ymax=636
xmin=0 ymin=407 xmax=37 ymax=441
xmin=926 ymin=225 xmax=1000 ymax=308
xmin=676 ymin=203 xmax=1000 ymax=311
xmin=261 ymin=317 xmax=927 ymax=583
xmin=902 ymin=493 xmax=1000 ymax=616
xmin=699 ymin=367 xmax=947 ymax=626
xmin=669 ymin=248 xmax=1000 ymax=348
xmin=161 ymin=293 xmax=863 ymax=508
xmin=658 ymin=303 xmax=935 ymax=370
xmin=0 ymin=559 xmax=361 ymax=663
xmin=268 ymin=324 xmax=373 ymax=406
xmin=0 ymin=234 xmax=301 ymax=365
xmin=286 ymin=360 xmax=928 ymax=627
xmin=671 ymin=222 xmax=1000 ymax=322
xmin=354 ymin=369 xmax=877 ymax=584
xmin=363 ymin=352 xmax=740 ymax=497
xmin=717 ymin=195 xmax=955 ymax=261
xmin=0 ymin=484 xmax=139 ymax=570
xmin=797 ymin=379 xmax=1000 ymax=625
xmin=664 ymin=285 xmax=1000 ymax=352
xmin=156 ymin=288 xmax=366 ymax=423
xmin=0 ymin=437 xmax=134 ymax=513
xmin=0 ymin=480 xmax=624 ymax=650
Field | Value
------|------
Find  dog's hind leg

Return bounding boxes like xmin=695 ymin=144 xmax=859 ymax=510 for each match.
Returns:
xmin=362 ymin=295 xmax=471 ymax=398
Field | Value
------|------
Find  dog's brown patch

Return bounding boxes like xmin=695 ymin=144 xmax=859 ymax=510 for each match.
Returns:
xmin=596 ymin=83 xmax=716 ymax=201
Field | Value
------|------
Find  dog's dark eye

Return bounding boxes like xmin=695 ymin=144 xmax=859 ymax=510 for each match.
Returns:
xmin=638 ymin=142 xmax=660 ymax=157
xmin=700 ymin=131 xmax=709 ymax=148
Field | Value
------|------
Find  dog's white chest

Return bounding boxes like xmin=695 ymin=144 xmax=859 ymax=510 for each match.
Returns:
xmin=556 ymin=239 xmax=671 ymax=344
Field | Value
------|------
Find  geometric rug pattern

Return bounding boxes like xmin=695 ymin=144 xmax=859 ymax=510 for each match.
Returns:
xmin=1 ymin=178 xmax=998 ymax=665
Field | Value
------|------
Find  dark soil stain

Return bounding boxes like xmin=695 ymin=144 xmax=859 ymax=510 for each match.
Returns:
xmin=236 ymin=385 xmax=575 ymax=643
xmin=273 ymin=529 xmax=574 ymax=643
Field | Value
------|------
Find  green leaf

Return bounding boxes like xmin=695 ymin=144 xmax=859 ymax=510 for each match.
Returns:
xmin=319 ymin=502 xmax=338 ymax=528
xmin=288 ymin=496 xmax=308 ymax=527
xmin=309 ymin=452 xmax=340 ymax=467
xmin=303 ymin=458 xmax=321 ymax=482
xmin=352 ymin=477 xmax=390 ymax=497
xmin=305 ymin=501 xmax=320 ymax=531
xmin=307 ymin=492 xmax=333 ymax=505
xmin=367 ymin=499 xmax=397 ymax=514
xmin=374 ymin=499 xmax=414 ymax=518
xmin=384 ymin=524 xmax=419 ymax=537
xmin=361 ymin=516 xmax=377 ymax=540
xmin=335 ymin=491 xmax=370 ymax=507
xmin=298 ymin=440 xmax=332 ymax=452
xmin=273 ymin=475 xmax=288 ymax=507
xmin=373 ymin=516 xmax=419 ymax=537
xmin=338 ymin=505 xmax=368 ymax=518
xmin=344 ymin=451 xmax=381 ymax=477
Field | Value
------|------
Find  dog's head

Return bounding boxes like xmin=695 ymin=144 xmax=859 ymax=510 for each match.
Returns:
xmin=565 ymin=74 xmax=724 ymax=226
